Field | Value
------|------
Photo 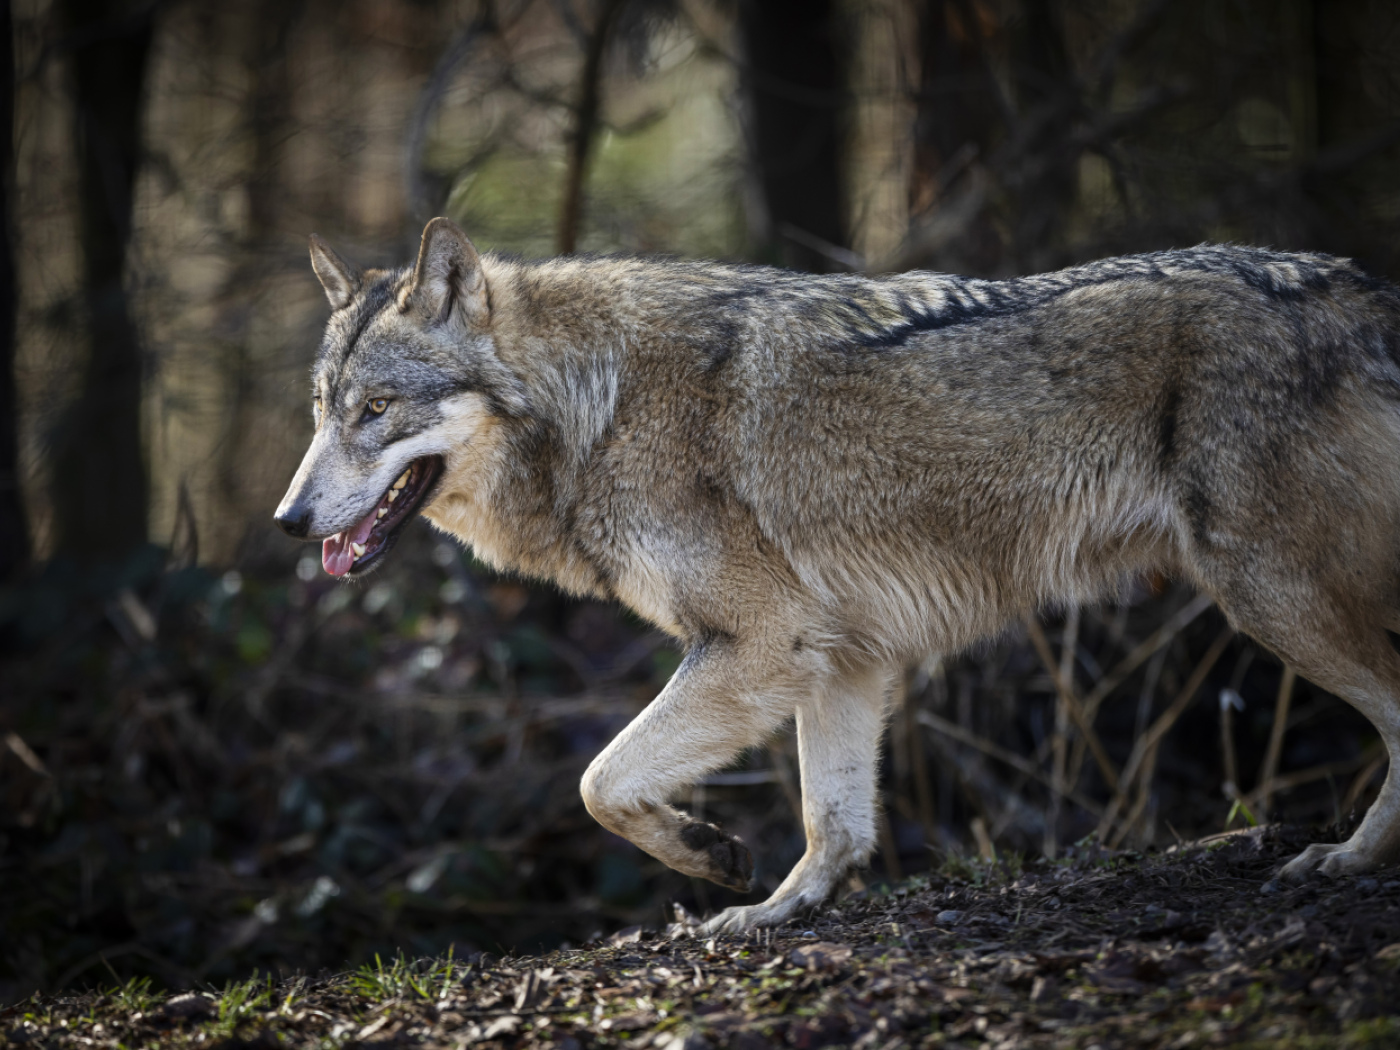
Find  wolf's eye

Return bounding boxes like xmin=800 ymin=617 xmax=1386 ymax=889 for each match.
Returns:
xmin=368 ymin=398 xmax=389 ymax=415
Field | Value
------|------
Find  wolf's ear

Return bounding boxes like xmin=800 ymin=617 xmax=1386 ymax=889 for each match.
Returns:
xmin=309 ymin=234 xmax=362 ymax=311
xmin=403 ymin=217 xmax=489 ymax=328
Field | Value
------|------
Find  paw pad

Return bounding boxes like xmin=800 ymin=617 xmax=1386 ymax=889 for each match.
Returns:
xmin=680 ymin=823 xmax=719 ymax=850
xmin=679 ymin=821 xmax=754 ymax=891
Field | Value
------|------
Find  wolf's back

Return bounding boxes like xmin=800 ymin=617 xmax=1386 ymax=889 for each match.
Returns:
xmin=616 ymin=245 xmax=1400 ymax=654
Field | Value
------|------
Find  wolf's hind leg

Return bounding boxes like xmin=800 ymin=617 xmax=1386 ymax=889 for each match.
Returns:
xmin=1205 ymin=579 xmax=1400 ymax=878
xmin=698 ymin=662 xmax=890 ymax=936
xmin=1274 ymin=641 xmax=1400 ymax=879
xmin=580 ymin=638 xmax=808 ymax=892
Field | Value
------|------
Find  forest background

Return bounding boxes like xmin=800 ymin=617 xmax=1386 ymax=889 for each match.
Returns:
xmin=2 ymin=0 xmax=1399 ymax=1002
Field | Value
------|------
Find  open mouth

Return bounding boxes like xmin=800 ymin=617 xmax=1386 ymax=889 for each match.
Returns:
xmin=322 ymin=455 xmax=444 ymax=577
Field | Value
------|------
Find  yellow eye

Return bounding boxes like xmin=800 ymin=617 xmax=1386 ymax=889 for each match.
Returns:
xmin=368 ymin=398 xmax=389 ymax=415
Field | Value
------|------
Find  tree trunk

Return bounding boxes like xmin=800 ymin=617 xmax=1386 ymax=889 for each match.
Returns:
xmin=558 ymin=0 xmax=627 ymax=255
xmin=212 ymin=0 xmax=302 ymax=559
xmin=48 ymin=0 xmax=153 ymax=562
xmin=0 ymin=0 xmax=26 ymax=579
xmin=738 ymin=0 xmax=847 ymax=272
xmin=1004 ymin=0 xmax=1076 ymax=269
xmin=909 ymin=0 xmax=1005 ymax=273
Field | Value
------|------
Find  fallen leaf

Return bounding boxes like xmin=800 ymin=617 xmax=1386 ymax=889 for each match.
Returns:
xmin=481 ymin=1015 xmax=520 ymax=1040
xmin=789 ymin=941 xmax=853 ymax=972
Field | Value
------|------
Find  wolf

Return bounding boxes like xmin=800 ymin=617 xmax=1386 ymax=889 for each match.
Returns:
xmin=276 ymin=217 xmax=1400 ymax=933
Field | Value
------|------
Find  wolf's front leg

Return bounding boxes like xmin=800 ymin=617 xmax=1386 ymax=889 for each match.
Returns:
xmin=697 ymin=662 xmax=891 ymax=937
xmin=580 ymin=637 xmax=809 ymax=892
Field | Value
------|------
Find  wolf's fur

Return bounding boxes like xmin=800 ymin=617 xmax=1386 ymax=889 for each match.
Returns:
xmin=279 ymin=218 xmax=1400 ymax=933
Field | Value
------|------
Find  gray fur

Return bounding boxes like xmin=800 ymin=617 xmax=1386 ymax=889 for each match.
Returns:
xmin=279 ymin=220 xmax=1400 ymax=933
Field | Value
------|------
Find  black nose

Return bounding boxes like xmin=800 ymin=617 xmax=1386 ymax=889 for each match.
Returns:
xmin=274 ymin=509 xmax=310 ymax=538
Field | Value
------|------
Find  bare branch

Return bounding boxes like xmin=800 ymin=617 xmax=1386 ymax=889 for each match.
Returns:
xmin=405 ymin=2 xmax=499 ymax=225
xmin=558 ymin=0 xmax=629 ymax=254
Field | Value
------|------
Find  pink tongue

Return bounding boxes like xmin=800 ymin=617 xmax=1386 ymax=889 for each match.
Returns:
xmin=322 ymin=503 xmax=381 ymax=577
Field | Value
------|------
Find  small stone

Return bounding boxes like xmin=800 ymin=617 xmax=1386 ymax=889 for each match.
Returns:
xmin=1204 ymin=930 xmax=1232 ymax=955
xmin=607 ymin=925 xmax=645 ymax=946
xmin=158 ymin=994 xmax=216 ymax=1021
xmin=937 ymin=910 xmax=961 ymax=923
xmin=655 ymin=1030 xmax=707 ymax=1050
xmin=1356 ymin=878 xmax=1379 ymax=893
xmin=481 ymin=1016 xmax=519 ymax=1040
xmin=790 ymin=941 xmax=853 ymax=972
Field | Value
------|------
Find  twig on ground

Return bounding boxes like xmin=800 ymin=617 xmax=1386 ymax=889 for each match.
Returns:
xmin=1061 ymin=593 xmax=1214 ymax=788
xmin=1220 ymin=687 xmax=1243 ymax=803
xmin=1098 ymin=626 xmax=1235 ymax=844
xmin=903 ymin=669 xmax=938 ymax=845
xmin=1027 ymin=617 xmax=1119 ymax=793
xmin=1044 ymin=609 xmax=1079 ymax=858
xmin=916 ymin=709 xmax=1102 ymax=817
xmin=1244 ymin=744 xmax=1384 ymax=812
xmin=1256 ymin=666 xmax=1296 ymax=818
xmin=1341 ymin=752 xmax=1389 ymax=816
xmin=1080 ymin=593 xmax=1216 ymax=722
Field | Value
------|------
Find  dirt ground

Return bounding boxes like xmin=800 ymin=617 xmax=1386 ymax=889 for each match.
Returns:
xmin=3 ymin=823 xmax=1398 ymax=1049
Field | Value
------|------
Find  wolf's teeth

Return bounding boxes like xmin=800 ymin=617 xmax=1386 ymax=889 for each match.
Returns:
xmin=387 ymin=489 xmax=399 ymax=502
xmin=351 ymin=542 xmax=367 ymax=557
xmin=393 ymin=472 xmax=409 ymax=490
xmin=377 ymin=508 xmax=387 ymax=519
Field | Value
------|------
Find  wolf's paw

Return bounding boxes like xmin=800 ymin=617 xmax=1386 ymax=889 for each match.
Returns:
xmin=1279 ymin=841 xmax=1382 ymax=880
xmin=679 ymin=821 xmax=754 ymax=892
xmin=696 ymin=894 xmax=814 ymax=938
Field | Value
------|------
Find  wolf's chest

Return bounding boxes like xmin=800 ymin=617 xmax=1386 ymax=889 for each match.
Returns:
xmin=608 ymin=536 xmax=686 ymax=638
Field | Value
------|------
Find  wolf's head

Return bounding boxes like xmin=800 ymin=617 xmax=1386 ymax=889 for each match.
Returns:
xmin=274 ymin=218 xmax=528 ymax=577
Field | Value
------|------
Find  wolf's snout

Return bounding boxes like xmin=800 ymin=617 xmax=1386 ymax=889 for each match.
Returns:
xmin=274 ymin=506 xmax=311 ymax=538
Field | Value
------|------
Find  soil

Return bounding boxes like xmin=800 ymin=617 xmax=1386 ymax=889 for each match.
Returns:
xmin=4 ymin=824 xmax=1399 ymax=1049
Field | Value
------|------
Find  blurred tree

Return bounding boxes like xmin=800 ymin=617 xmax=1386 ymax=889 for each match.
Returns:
xmin=1312 ymin=0 xmax=1400 ymax=273
xmin=559 ymin=0 xmax=629 ymax=254
xmin=0 ymin=0 xmax=26 ymax=579
xmin=909 ymin=0 xmax=1006 ymax=273
xmin=738 ymin=0 xmax=848 ymax=272
xmin=48 ymin=0 xmax=153 ymax=562
xmin=1003 ymin=0 xmax=1076 ymax=266
xmin=215 ymin=0 xmax=305 ymax=555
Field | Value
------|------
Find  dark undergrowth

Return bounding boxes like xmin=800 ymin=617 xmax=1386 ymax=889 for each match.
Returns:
xmin=0 ymin=523 xmax=1389 ymax=1011
xmin=4 ymin=827 xmax=1399 ymax=1048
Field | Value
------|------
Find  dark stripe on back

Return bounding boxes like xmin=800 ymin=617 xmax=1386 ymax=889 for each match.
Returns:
xmin=843 ymin=246 xmax=1354 ymax=352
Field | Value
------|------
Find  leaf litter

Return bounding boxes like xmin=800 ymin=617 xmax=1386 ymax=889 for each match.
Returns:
xmin=4 ymin=824 xmax=1398 ymax=1048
